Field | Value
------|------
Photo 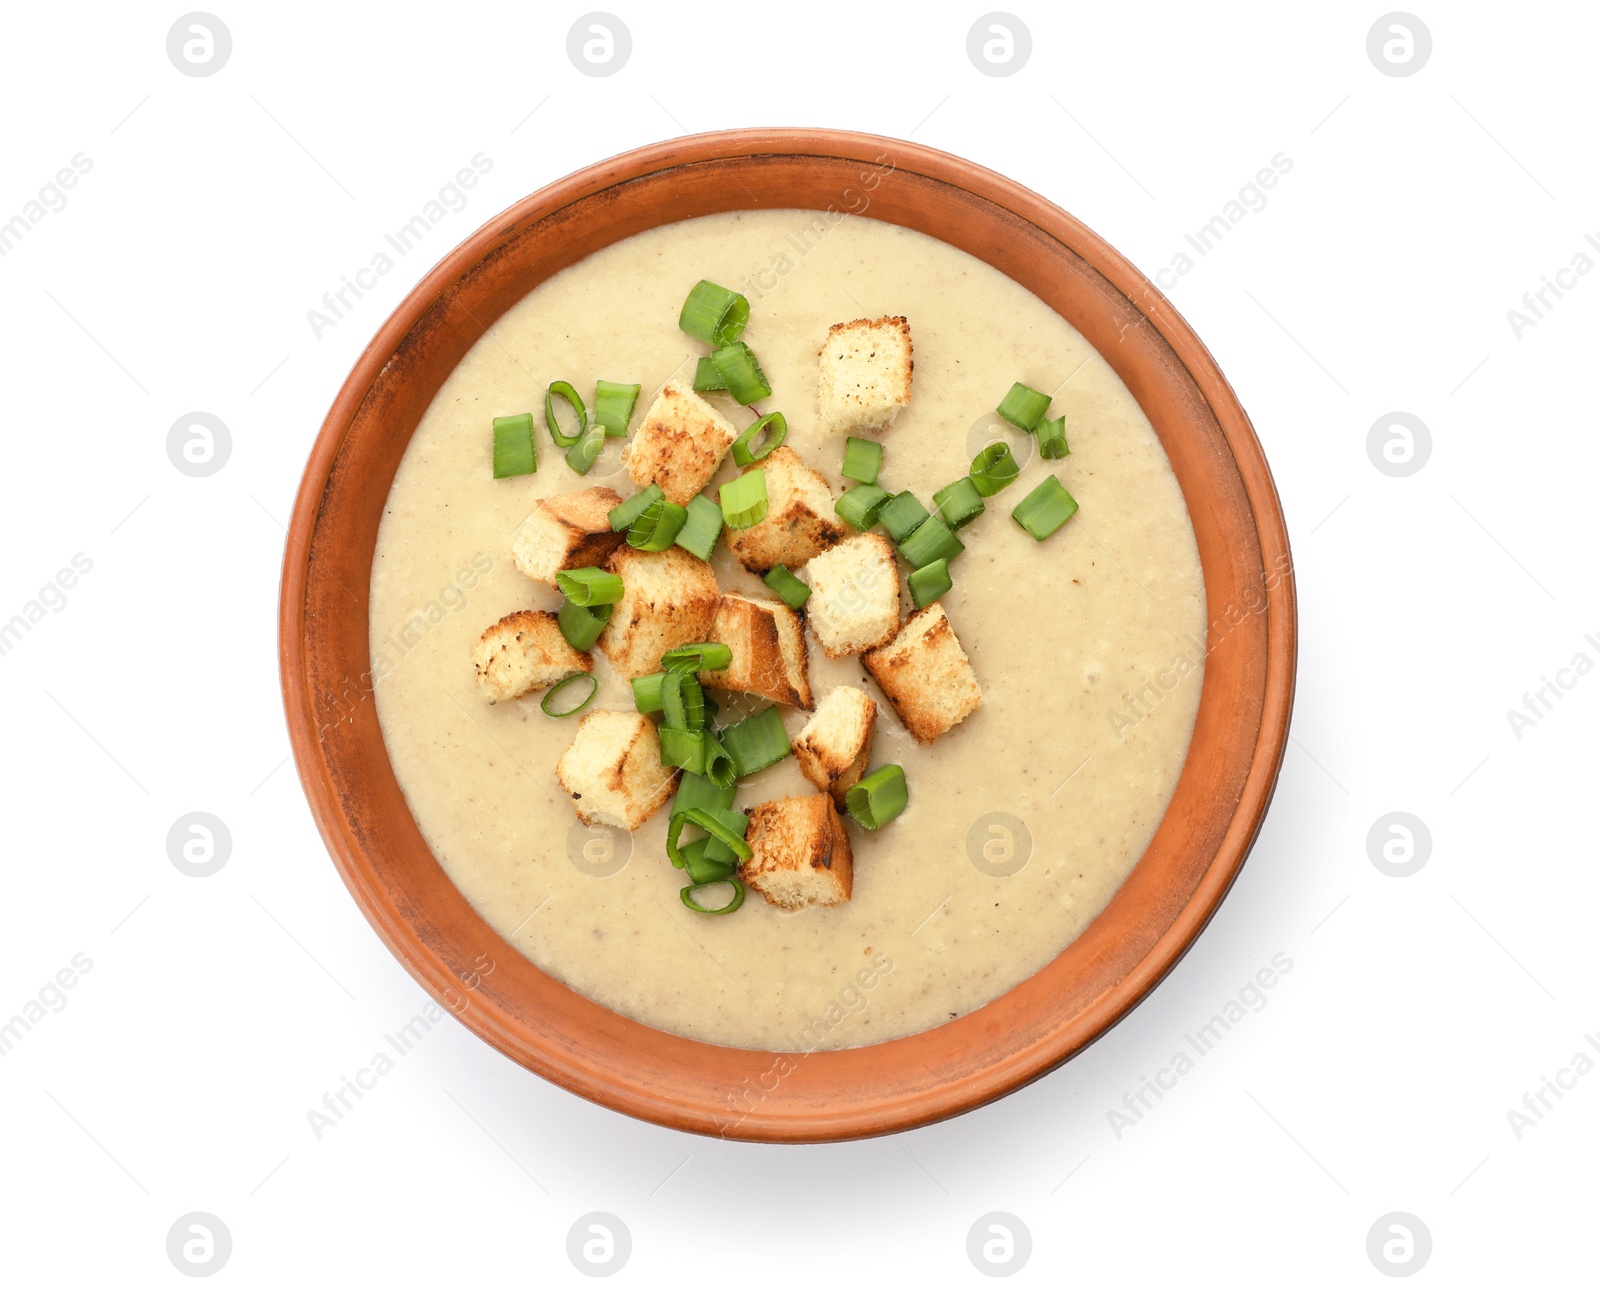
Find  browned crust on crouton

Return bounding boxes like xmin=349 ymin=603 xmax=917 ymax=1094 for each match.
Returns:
xmin=742 ymin=794 xmax=854 ymax=907
xmin=555 ymin=711 xmax=678 ymax=830
xmin=793 ymin=690 xmax=876 ymax=807
xmin=724 ymin=447 xmax=847 ymax=575
xmin=626 ymin=382 xmax=737 ymax=506
xmin=545 ymin=486 xmax=627 ymax=568
xmin=699 ymin=593 xmax=812 ymax=709
xmin=862 ymin=604 xmax=981 ymax=744
xmin=598 ymin=545 xmax=722 ymax=679
xmin=821 ymin=315 xmax=914 ymax=403
xmin=472 ymin=609 xmax=592 ymax=702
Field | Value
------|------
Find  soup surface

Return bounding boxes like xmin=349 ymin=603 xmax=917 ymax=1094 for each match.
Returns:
xmin=369 ymin=210 xmax=1206 ymax=1050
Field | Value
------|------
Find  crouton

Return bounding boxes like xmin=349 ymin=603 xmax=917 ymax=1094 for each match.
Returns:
xmin=793 ymin=687 xmax=877 ymax=807
xmin=472 ymin=610 xmax=593 ymax=704
xmin=863 ymin=603 xmax=981 ymax=743
xmin=597 ymin=545 xmax=721 ymax=679
xmin=625 ymin=379 xmax=738 ymax=506
xmin=556 ymin=709 xmax=679 ymax=831
xmin=741 ymin=793 xmax=854 ymax=909
xmin=698 ymin=593 xmax=812 ymax=709
xmin=724 ymin=446 xmax=846 ymax=574
xmin=511 ymin=486 xmax=626 ymax=586
xmin=801 ymin=532 xmax=900 ymax=658
xmin=816 ymin=316 xmax=913 ymax=435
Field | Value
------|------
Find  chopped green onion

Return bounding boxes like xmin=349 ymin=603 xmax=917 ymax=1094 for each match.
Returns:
xmin=933 ymin=477 xmax=985 ymax=530
xmin=672 ymin=771 xmax=736 ymax=821
xmin=491 ymin=413 xmax=536 ymax=478
xmin=699 ymin=806 xmax=750 ymax=866
xmin=681 ymin=878 xmax=745 ymax=915
xmin=679 ymin=280 xmax=750 ymax=347
xmin=845 ymin=764 xmax=908 ymax=830
xmin=675 ymin=495 xmax=724 ymax=561
xmin=997 ymin=381 xmax=1051 ymax=432
xmin=627 ymin=498 xmax=688 ymax=551
xmin=632 ymin=672 xmax=666 ymax=714
xmin=1037 ymin=414 xmax=1070 ymax=460
xmin=898 ymin=514 xmax=964 ymax=567
xmin=679 ymin=806 xmax=752 ymax=860
xmin=683 ymin=840 xmax=736 ymax=884
xmin=703 ymin=734 xmax=736 ymax=787
xmin=545 ymin=380 xmax=586 ymax=448
xmin=693 ymin=356 xmax=726 ymax=392
xmin=841 ymin=437 xmax=883 ymax=485
xmin=709 ymin=342 xmax=772 ymax=404
xmin=565 ymin=423 xmax=606 ymax=475
xmin=660 ymin=642 xmax=733 ymax=673
xmin=720 ymin=469 xmax=768 ymax=528
xmin=594 ymin=380 xmax=641 ymax=437
xmin=732 ymin=411 xmax=787 ymax=466
xmin=609 ymin=484 xmax=665 ymax=532
xmin=835 ymin=483 xmax=891 ymax=532
xmin=540 ymin=671 xmax=597 ymax=717
xmin=908 ymin=559 xmax=952 ymax=610
xmin=702 ymin=691 xmax=720 ymax=728
xmin=1012 ymin=475 xmax=1080 ymax=540
xmin=555 ymin=567 xmax=624 ymax=606
xmin=556 ymin=599 xmax=611 ymax=651
xmin=878 ymin=491 xmax=929 ymax=544
xmin=659 ymin=726 xmax=707 ymax=775
xmin=763 ymin=564 xmax=811 ymax=610
xmin=719 ymin=706 xmax=790 ymax=778
xmin=661 ymin=670 xmax=707 ymax=732
xmin=969 ymin=442 xmax=1021 ymax=497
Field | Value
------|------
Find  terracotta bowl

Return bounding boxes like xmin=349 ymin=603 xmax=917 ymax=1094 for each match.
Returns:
xmin=280 ymin=128 xmax=1296 ymax=1142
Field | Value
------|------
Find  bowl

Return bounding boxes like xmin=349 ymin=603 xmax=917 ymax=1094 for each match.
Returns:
xmin=280 ymin=128 xmax=1296 ymax=1142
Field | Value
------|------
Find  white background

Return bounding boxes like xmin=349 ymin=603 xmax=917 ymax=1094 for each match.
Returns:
xmin=2 ymin=1 xmax=1595 ymax=1285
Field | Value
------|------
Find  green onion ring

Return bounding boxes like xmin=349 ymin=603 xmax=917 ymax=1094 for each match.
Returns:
xmin=660 ymin=642 xmax=733 ymax=673
xmin=679 ymin=280 xmax=750 ymax=347
xmin=731 ymin=412 xmax=787 ymax=466
xmin=491 ymin=413 xmax=536 ymax=479
xmin=845 ymin=764 xmax=908 ymax=830
xmin=609 ymin=484 xmax=664 ymax=532
xmin=540 ymin=671 xmax=598 ymax=717
xmin=555 ymin=567 xmax=624 ymax=607
xmin=680 ymin=878 xmax=745 ymax=914
xmin=627 ymin=498 xmax=688 ymax=551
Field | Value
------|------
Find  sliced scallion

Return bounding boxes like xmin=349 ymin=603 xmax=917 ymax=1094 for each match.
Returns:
xmin=540 ymin=671 xmax=597 ymax=717
xmin=763 ymin=564 xmax=811 ymax=610
xmin=732 ymin=412 xmax=787 ymax=466
xmin=878 ymin=491 xmax=929 ymax=544
xmin=556 ymin=599 xmax=611 ymax=652
xmin=660 ymin=641 xmax=733 ymax=673
xmin=491 ymin=413 xmax=536 ymax=478
xmin=631 ymin=672 xmax=666 ymax=714
xmin=969 ymin=442 xmax=1021 ymax=497
xmin=997 ymin=381 xmax=1051 ymax=432
xmin=628 ymin=498 xmax=689 ymax=551
xmin=565 ymin=423 xmax=606 ymax=475
xmin=675 ymin=494 xmax=724 ymax=561
xmin=898 ymin=514 xmax=964 ymax=567
xmin=683 ymin=841 xmax=736 ymax=884
xmin=659 ymin=726 xmax=708 ymax=776
xmin=1037 ymin=414 xmax=1070 ymax=460
xmin=720 ymin=469 xmax=769 ymax=529
xmin=555 ymin=567 xmax=624 ymax=606
xmin=908 ymin=558 xmax=952 ymax=610
xmin=932 ymin=477 xmax=985 ymax=530
xmin=672 ymin=771 xmax=736 ymax=821
xmin=719 ymin=706 xmax=790 ymax=778
xmin=545 ymin=380 xmax=587 ymax=448
xmin=703 ymin=733 xmax=736 ymax=787
xmin=699 ymin=806 xmax=750 ymax=865
xmin=681 ymin=878 xmax=745 ymax=915
xmin=841 ymin=437 xmax=883 ymax=485
xmin=661 ymin=670 xmax=707 ymax=732
xmin=709 ymin=342 xmax=772 ymax=404
xmin=835 ymin=482 xmax=891 ymax=532
xmin=845 ymin=764 xmax=908 ymax=830
xmin=594 ymin=380 xmax=641 ymax=437
xmin=609 ymin=483 xmax=664 ymax=532
xmin=693 ymin=356 xmax=727 ymax=392
xmin=679 ymin=280 xmax=750 ymax=347
xmin=1012 ymin=475 xmax=1079 ymax=540
xmin=679 ymin=806 xmax=752 ymax=860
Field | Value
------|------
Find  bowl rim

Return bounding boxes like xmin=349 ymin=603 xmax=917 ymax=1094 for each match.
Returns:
xmin=280 ymin=127 xmax=1296 ymax=1142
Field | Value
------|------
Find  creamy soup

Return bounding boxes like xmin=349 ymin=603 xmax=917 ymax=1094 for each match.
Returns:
xmin=369 ymin=210 xmax=1205 ymax=1051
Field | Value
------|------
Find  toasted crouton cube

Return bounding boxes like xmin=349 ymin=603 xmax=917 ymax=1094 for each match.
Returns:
xmin=625 ymin=380 xmax=738 ymax=506
xmin=698 ymin=593 xmax=813 ymax=709
xmin=556 ymin=710 xmax=679 ymax=831
xmin=511 ymin=486 xmax=626 ymax=586
xmin=724 ymin=446 xmax=846 ymax=574
xmin=472 ymin=610 xmax=592 ymax=704
xmin=597 ymin=545 xmax=721 ymax=679
xmin=742 ymin=794 xmax=854 ymax=909
xmin=863 ymin=603 xmax=981 ymax=743
xmin=802 ymin=533 xmax=899 ymax=658
xmin=817 ymin=316 xmax=913 ymax=435
xmin=793 ymin=687 xmax=877 ymax=807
